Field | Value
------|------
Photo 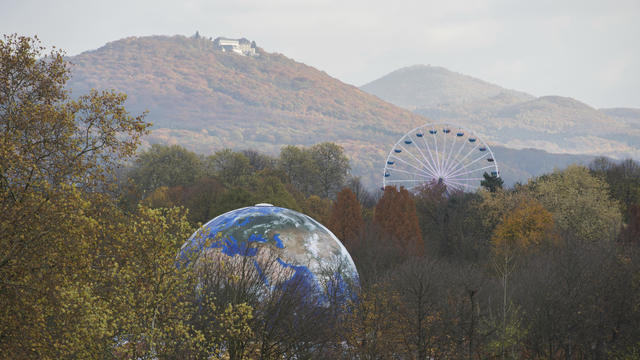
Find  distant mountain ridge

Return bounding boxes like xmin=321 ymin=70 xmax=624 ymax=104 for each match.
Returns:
xmin=600 ymin=108 xmax=640 ymax=128
xmin=66 ymin=35 xmax=607 ymax=188
xmin=361 ymin=65 xmax=639 ymax=160
xmin=361 ymin=65 xmax=534 ymax=111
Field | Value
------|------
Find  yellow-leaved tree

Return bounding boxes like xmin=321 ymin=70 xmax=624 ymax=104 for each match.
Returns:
xmin=0 ymin=34 xmax=219 ymax=358
xmin=491 ymin=198 xmax=554 ymax=359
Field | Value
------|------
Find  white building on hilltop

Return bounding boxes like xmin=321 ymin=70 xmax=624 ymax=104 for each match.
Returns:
xmin=213 ymin=37 xmax=257 ymax=56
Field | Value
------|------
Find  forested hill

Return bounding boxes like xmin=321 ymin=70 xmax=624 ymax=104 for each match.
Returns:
xmin=67 ymin=34 xmax=427 ymax=185
xmin=67 ymin=35 xmax=598 ymax=187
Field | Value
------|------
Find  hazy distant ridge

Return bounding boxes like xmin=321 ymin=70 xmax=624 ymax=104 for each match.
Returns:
xmin=361 ymin=65 xmax=639 ymax=160
xmin=361 ymin=65 xmax=534 ymax=111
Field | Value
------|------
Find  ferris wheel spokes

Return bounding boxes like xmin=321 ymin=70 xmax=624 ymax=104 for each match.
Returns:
xmin=443 ymin=141 xmax=480 ymax=176
xmin=389 ymin=153 xmax=434 ymax=178
xmin=420 ymin=133 xmax=440 ymax=176
xmin=388 ymin=167 xmax=433 ymax=179
xmin=383 ymin=122 xmax=500 ymax=192
xmin=409 ymin=135 xmax=439 ymax=176
xmin=448 ymin=152 xmax=491 ymax=179
xmin=431 ymin=131 xmax=442 ymax=175
xmin=398 ymin=143 xmax=436 ymax=177
xmin=441 ymin=129 xmax=459 ymax=177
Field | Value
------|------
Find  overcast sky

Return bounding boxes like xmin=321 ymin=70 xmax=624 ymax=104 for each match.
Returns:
xmin=2 ymin=0 xmax=639 ymax=108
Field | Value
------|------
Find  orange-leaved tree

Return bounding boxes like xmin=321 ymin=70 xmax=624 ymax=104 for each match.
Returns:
xmin=328 ymin=188 xmax=364 ymax=251
xmin=374 ymin=186 xmax=424 ymax=256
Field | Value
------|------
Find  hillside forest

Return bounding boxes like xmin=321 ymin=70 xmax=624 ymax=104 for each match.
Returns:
xmin=64 ymin=34 xmax=610 ymax=189
xmin=2 ymin=35 xmax=640 ymax=359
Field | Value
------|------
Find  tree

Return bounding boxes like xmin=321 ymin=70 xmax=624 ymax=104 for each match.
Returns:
xmin=589 ymin=157 xmax=640 ymax=213
xmin=205 ymin=148 xmax=253 ymax=186
xmin=491 ymin=198 xmax=554 ymax=359
xmin=0 ymin=34 xmax=151 ymax=357
xmin=620 ymin=204 xmax=640 ymax=244
xmin=590 ymin=157 xmax=640 ymax=243
xmin=343 ymin=283 xmax=401 ymax=360
xmin=328 ymin=188 xmax=364 ymax=251
xmin=245 ymin=172 xmax=300 ymax=210
xmin=527 ymin=165 xmax=622 ymax=243
xmin=390 ymin=258 xmax=451 ymax=359
xmin=310 ymin=142 xmax=350 ymax=199
xmin=481 ymin=172 xmax=503 ymax=193
xmin=242 ymin=149 xmax=277 ymax=172
xmin=414 ymin=183 xmax=487 ymax=261
xmin=302 ymin=195 xmax=332 ymax=226
xmin=511 ymin=237 xmax=640 ymax=359
xmin=347 ymin=176 xmax=376 ymax=209
xmin=106 ymin=206 xmax=205 ymax=359
xmin=278 ymin=145 xmax=318 ymax=196
xmin=128 ymin=144 xmax=202 ymax=194
xmin=179 ymin=176 xmax=227 ymax=224
xmin=278 ymin=143 xmax=350 ymax=199
xmin=374 ymin=186 xmax=424 ymax=256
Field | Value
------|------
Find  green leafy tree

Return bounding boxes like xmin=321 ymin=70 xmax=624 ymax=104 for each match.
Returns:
xmin=206 ymin=148 xmax=253 ymax=186
xmin=310 ymin=142 xmax=350 ymax=199
xmin=590 ymin=157 xmax=640 ymax=243
xmin=209 ymin=187 xmax=256 ymax=217
xmin=242 ymin=149 xmax=277 ymax=172
xmin=527 ymin=165 xmax=622 ymax=243
xmin=179 ymin=177 xmax=227 ymax=224
xmin=481 ymin=172 xmax=504 ymax=193
xmin=129 ymin=144 xmax=203 ymax=193
xmin=245 ymin=172 xmax=300 ymax=210
xmin=278 ymin=145 xmax=318 ymax=195
xmin=590 ymin=157 xmax=640 ymax=212
xmin=278 ymin=143 xmax=350 ymax=199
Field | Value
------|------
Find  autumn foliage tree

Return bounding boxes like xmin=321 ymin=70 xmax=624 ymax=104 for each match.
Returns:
xmin=328 ymin=188 xmax=364 ymax=251
xmin=0 ymin=34 xmax=153 ymax=357
xmin=491 ymin=198 xmax=554 ymax=359
xmin=527 ymin=165 xmax=622 ymax=243
xmin=374 ymin=186 xmax=424 ymax=256
xmin=0 ymin=34 xmax=210 ymax=358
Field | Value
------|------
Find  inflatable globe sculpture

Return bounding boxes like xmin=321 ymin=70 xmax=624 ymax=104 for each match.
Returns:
xmin=179 ymin=204 xmax=359 ymax=305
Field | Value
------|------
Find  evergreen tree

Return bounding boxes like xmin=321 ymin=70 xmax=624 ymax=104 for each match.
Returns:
xmin=481 ymin=172 xmax=504 ymax=193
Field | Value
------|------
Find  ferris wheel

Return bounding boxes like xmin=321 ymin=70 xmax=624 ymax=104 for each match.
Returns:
xmin=383 ymin=123 xmax=499 ymax=192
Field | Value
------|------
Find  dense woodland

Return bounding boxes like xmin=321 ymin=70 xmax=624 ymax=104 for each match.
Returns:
xmin=2 ymin=35 xmax=640 ymax=359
